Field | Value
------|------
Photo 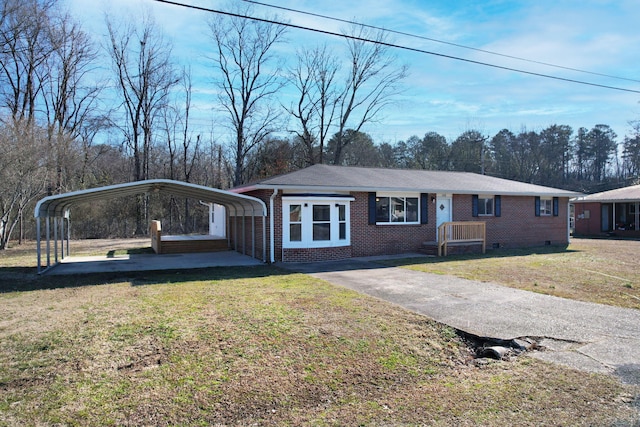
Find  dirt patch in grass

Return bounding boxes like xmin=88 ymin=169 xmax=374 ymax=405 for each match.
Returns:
xmin=386 ymin=238 xmax=640 ymax=310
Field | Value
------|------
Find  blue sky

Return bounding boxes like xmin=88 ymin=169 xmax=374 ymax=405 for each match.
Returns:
xmin=65 ymin=0 xmax=640 ymax=144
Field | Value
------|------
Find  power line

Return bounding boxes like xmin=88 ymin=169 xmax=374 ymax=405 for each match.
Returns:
xmin=243 ymin=0 xmax=640 ymax=85
xmin=152 ymin=0 xmax=640 ymax=94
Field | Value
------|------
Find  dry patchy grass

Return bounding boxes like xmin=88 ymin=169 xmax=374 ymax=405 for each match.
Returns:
xmin=0 ymin=239 xmax=639 ymax=425
xmin=387 ymin=238 xmax=640 ymax=310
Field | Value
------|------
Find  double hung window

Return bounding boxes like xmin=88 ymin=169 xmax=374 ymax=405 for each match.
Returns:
xmin=540 ymin=198 xmax=552 ymax=216
xmin=477 ymin=197 xmax=494 ymax=216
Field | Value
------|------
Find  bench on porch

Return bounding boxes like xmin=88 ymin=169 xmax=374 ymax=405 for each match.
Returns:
xmin=150 ymin=220 xmax=228 ymax=254
xmin=437 ymin=221 xmax=486 ymax=256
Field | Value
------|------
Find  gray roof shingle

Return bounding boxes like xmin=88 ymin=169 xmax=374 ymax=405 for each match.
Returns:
xmin=572 ymin=184 xmax=640 ymax=202
xmin=239 ymin=164 xmax=580 ymax=197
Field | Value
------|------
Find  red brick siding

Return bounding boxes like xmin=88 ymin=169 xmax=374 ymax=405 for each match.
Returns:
xmin=229 ymin=189 xmax=273 ymax=262
xmin=350 ymin=192 xmax=436 ymax=257
xmin=283 ymin=246 xmax=352 ymax=262
xmin=453 ymin=194 xmax=570 ymax=248
xmin=236 ymin=189 xmax=570 ymax=262
xmin=573 ymin=202 xmax=602 ymax=236
xmin=228 ymin=214 xmax=267 ymax=261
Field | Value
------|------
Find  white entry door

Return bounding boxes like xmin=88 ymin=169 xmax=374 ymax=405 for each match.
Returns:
xmin=436 ymin=195 xmax=452 ymax=241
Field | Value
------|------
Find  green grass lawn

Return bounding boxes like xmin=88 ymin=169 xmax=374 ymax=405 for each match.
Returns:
xmin=1 ymin=261 xmax=638 ymax=426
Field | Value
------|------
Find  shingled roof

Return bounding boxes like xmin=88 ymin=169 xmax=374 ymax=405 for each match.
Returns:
xmin=572 ymin=184 xmax=640 ymax=203
xmin=235 ymin=164 xmax=580 ymax=197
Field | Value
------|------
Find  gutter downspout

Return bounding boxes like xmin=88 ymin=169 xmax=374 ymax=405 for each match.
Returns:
xmin=269 ymin=188 xmax=278 ymax=263
xmin=567 ymin=199 xmax=571 ymax=243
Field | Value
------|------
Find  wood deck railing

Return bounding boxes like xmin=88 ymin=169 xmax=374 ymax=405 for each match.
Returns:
xmin=437 ymin=221 xmax=486 ymax=256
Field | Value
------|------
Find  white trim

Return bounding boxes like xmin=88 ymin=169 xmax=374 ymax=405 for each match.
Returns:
xmin=540 ymin=197 xmax=553 ymax=216
xmin=282 ymin=197 xmax=351 ymax=249
xmin=375 ymin=193 xmax=420 ymax=225
xmin=270 ymin=189 xmax=278 ymax=263
xmin=282 ymin=195 xmax=355 ymax=202
xmin=477 ymin=195 xmax=495 ymax=217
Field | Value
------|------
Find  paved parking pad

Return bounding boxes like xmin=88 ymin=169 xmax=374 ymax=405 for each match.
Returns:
xmin=44 ymin=251 xmax=262 ymax=275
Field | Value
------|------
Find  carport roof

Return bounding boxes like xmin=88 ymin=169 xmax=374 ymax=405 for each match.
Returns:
xmin=35 ymin=179 xmax=267 ymax=218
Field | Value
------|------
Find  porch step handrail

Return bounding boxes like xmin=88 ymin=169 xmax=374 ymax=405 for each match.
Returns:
xmin=438 ymin=221 xmax=486 ymax=256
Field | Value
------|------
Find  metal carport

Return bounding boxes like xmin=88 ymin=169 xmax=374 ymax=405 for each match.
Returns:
xmin=34 ymin=179 xmax=267 ymax=274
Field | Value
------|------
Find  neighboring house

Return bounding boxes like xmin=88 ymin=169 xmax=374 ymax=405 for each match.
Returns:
xmin=232 ymin=164 xmax=580 ymax=263
xmin=572 ymin=184 xmax=640 ymax=238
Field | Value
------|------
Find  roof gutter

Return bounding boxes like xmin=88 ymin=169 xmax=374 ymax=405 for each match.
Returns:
xmin=251 ymin=184 xmax=580 ymax=198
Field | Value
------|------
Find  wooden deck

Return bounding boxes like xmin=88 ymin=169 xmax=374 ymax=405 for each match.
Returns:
xmin=150 ymin=220 xmax=228 ymax=254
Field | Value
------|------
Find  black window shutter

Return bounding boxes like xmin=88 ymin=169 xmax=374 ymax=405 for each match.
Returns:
xmin=495 ymin=195 xmax=501 ymax=217
xmin=535 ymin=196 xmax=541 ymax=217
xmin=472 ymin=195 xmax=479 ymax=217
xmin=368 ymin=192 xmax=376 ymax=225
xmin=420 ymin=193 xmax=429 ymax=224
xmin=553 ymin=197 xmax=559 ymax=216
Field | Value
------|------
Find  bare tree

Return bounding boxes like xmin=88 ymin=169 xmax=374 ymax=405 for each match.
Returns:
xmin=0 ymin=0 xmax=56 ymax=123
xmin=107 ymin=14 xmax=179 ymax=234
xmin=207 ymin=5 xmax=287 ymax=186
xmin=0 ymin=120 xmax=48 ymax=249
xmin=330 ymin=25 xmax=408 ymax=165
xmin=161 ymin=67 xmax=199 ymax=231
xmin=287 ymin=45 xmax=340 ymax=165
xmin=42 ymin=10 xmax=102 ymax=193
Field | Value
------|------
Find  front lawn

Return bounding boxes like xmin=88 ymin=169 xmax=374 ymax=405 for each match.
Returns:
xmin=0 ymin=244 xmax=638 ymax=425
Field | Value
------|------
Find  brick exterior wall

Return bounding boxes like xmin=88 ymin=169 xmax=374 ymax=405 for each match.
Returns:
xmin=350 ymin=192 xmax=436 ymax=257
xmin=282 ymin=246 xmax=352 ymax=262
xmin=573 ymin=202 xmax=601 ymax=236
xmin=454 ymin=194 xmax=570 ymax=248
xmin=236 ymin=189 xmax=570 ymax=262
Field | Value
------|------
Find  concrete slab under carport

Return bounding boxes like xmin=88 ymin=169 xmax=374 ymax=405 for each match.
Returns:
xmin=44 ymin=250 xmax=262 ymax=275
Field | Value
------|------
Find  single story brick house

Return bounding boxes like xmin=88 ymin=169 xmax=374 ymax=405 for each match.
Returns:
xmin=571 ymin=184 xmax=640 ymax=238
xmin=232 ymin=164 xmax=580 ymax=263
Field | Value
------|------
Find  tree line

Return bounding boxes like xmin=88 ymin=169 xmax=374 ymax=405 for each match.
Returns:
xmin=0 ymin=0 xmax=638 ymax=248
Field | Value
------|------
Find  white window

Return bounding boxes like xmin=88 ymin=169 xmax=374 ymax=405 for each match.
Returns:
xmin=283 ymin=197 xmax=352 ymax=248
xmin=478 ymin=196 xmax=494 ymax=216
xmin=540 ymin=198 xmax=552 ymax=216
xmin=376 ymin=194 xmax=419 ymax=224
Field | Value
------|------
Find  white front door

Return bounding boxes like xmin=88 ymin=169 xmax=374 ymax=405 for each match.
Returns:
xmin=436 ymin=195 xmax=452 ymax=242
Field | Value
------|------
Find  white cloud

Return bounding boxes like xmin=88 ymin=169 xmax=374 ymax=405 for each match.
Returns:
xmin=62 ymin=0 xmax=640 ymax=143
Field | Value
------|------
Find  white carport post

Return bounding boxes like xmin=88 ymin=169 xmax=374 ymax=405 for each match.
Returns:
xmin=230 ymin=201 xmax=239 ymax=252
xmin=45 ymin=216 xmax=51 ymax=269
xmin=250 ymin=207 xmax=258 ymax=259
xmin=65 ymin=210 xmax=70 ymax=258
xmin=36 ymin=217 xmax=41 ymax=273
xmin=262 ymin=210 xmax=266 ymax=262
xmin=242 ymin=204 xmax=246 ymax=255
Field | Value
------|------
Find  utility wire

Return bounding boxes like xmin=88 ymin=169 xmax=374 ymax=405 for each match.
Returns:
xmin=152 ymin=0 xmax=640 ymax=94
xmin=243 ymin=0 xmax=640 ymax=84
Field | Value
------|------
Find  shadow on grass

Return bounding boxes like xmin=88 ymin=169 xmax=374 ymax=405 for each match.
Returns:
xmin=377 ymin=245 xmax=579 ymax=268
xmin=106 ymin=247 xmax=155 ymax=257
xmin=0 ymin=265 xmax=292 ymax=294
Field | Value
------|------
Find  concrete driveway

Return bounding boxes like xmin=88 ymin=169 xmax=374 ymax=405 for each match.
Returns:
xmin=284 ymin=256 xmax=640 ymax=386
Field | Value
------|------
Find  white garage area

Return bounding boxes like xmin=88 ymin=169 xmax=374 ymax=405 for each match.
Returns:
xmin=34 ymin=180 xmax=267 ymax=274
